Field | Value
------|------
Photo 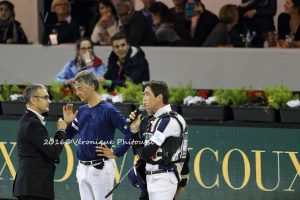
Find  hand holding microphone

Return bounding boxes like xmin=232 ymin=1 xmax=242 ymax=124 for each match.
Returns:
xmin=126 ymin=105 xmax=145 ymax=133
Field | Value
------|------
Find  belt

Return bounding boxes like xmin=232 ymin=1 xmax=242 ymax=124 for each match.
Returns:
xmin=79 ymin=158 xmax=107 ymax=166
xmin=145 ymin=169 xmax=173 ymax=175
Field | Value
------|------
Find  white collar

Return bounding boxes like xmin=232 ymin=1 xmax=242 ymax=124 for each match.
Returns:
xmin=27 ymin=107 xmax=46 ymax=126
xmin=130 ymin=46 xmax=138 ymax=58
xmin=65 ymin=15 xmax=72 ymax=24
xmin=154 ymin=104 xmax=172 ymax=118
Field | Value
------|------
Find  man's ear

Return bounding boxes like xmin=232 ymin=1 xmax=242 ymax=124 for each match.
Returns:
xmin=157 ymin=94 xmax=163 ymax=102
xmin=92 ymin=84 xmax=96 ymax=91
xmin=29 ymin=96 xmax=35 ymax=105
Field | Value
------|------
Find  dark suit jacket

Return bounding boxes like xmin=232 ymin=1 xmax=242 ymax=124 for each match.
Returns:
xmin=13 ymin=109 xmax=66 ymax=200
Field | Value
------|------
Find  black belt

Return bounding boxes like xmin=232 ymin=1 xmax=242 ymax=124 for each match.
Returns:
xmin=79 ymin=158 xmax=107 ymax=166
xmin=145 ymin=169 xmax=173 ymax=175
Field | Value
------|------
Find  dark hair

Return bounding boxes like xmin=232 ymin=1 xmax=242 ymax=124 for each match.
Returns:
xmin=111 ymin=31 xmax=129 ymax=44
xmin=292 ymin=0 xmax=300 ymax=14
xmin=219 ymin=4 xmax=238 ymax=24
xmin=74 ymin=70 xmax=99 ymax=91
xmin=116 ymin=0 xmax=133 ymax=10
xmin=143 ymin=81 xmax=169 ymax=104
xmin=75 ymin=37 xmax=94 ymax=54
xmin=0 ymin=1 xmax=15 ymax=18
xmin=149 ymin=2 xmax=173 ymax=24
xmin=172 ymin=0 xmax=187 ymax=7
xmin=98 ymin=0 xmax=118 ymax=22
xmin=24 ymin=84 xmax=47 ymax=104
xmin=194 ymin=0 xmax=205 ymax=9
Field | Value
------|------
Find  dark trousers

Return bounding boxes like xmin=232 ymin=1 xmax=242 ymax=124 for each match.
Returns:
xmin=139 ymin=191 xmax=149 ymax=200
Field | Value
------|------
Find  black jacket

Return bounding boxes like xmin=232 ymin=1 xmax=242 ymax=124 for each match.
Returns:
xmin=120 ymin=11 xmax=157 ymax=46
xmin=105 ymin=46 xmax=150 ymax=88
xmin=277 ymin=13 xmax=300 ymax=41
xmin=43 ymin=18 xmax=81 ymax=44
xmin=13 ymin=109 xmax=66 ymax=200
xmin=238 ymin=0 xmax=277 ymax=33
xmin=193 ymin=10 xmax=219 ymax=46
xmin=0 ymin=20 xmax=28 ymax=44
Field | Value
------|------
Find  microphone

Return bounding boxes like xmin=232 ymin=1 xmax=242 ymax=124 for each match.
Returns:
xmin=125 ymin=105 xmax=145 ymax=129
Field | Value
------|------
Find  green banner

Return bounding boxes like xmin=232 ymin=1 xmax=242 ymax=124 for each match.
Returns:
xmin=0 ymin=119 xmax=299 ymax=199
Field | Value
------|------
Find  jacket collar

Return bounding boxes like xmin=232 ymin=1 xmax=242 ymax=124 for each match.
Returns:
xmin=154 ymin=104 xmax=172 ymax=118
xmin=26 ymin=108 xmax=46 ymax=126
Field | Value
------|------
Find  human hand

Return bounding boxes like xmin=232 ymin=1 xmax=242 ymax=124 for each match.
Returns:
xmin=64 ymin=78 xmax=74 ymax=86
xmin=95 ymin=144 xmax=116 ymax=159
xmin=278 ymin=39 xmax=289 ymax=48
xmin=6 ymin=38 xmax=14 ymax=43
xmin=57 ymin=118 xmax=67 ymax=131
xmin=98 ymin=12 xmax=113 ymax=28
xmin=127 ymin=111 xmax=142 ymax=134
xmin=193 ymin=4 xmax=204 ymax=14
xmin=63 ymin=103 xmax=78 ymax=124
xmin=292 ymin=40 xmax=300 ymax=48
xmin=99 ymin=31 xmax=111 ymax=44
xmin=191 ymin=15 xmax=200 ymax=29
xmin=98 ymin=76 xmax=106 ymax=85
xmin=244 ymin=9 xmax=256 ymax=18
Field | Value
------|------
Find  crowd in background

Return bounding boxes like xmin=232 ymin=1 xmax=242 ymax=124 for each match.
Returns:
xmin=0 ymin=0 xmax=300 ymax=48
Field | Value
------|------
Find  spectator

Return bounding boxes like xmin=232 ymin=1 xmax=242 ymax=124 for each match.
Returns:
xmin=99 ymin=32 xmax=150 ymax=89
xmin=170 ymin=0 xmax=192 ymax=42
xmin=149 ymin=2 xmax=181 ymax=44
xmin=0 ymin=1 xmax=28 ymax=44
xmin=138 ymin=0 xmax=156 ymax=28
xmin=90 ymin=0 xmax=119 ymax=45
xmin=277 ymin=0 xmax=300 ymax=48
xmin=188 ymin=0 xmax=219 ymax=46
xmin=43 ymin=0 xmax=80 ymax=44
xmin=54 ymin=37 xmax=107 ymax=85
xmin=204 ymin=4 xmax=243 ymax=47
xmin=116 ymin=0 xmax=157 ymax=46
xmin=238 ymin=0 xmax=277 ymax=47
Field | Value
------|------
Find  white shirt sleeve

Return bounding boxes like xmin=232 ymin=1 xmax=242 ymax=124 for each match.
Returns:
xmin=91 ymin=25 xmax=102 ymax=44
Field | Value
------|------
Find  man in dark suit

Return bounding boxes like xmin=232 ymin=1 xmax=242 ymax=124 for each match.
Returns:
xmin=13 ymin=84 xmax=67 ymax=200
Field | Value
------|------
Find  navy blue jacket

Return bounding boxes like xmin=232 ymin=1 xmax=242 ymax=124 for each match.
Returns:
xmin=66 ymin=101 xmax=131 ymax=160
